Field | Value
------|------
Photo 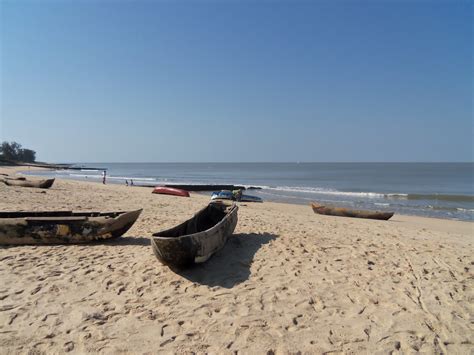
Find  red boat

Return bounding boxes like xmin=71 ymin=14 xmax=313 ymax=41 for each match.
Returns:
xmin=152 ymin=186 xmax=190 ymax=197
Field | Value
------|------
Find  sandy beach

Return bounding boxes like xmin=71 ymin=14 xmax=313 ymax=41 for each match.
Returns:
xmin=0 ymin=167 xmax=472 ymax=354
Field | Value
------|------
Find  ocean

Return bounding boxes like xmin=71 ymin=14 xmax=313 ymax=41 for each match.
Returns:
xmin=24 ymin=163 xmax=474 ymax=221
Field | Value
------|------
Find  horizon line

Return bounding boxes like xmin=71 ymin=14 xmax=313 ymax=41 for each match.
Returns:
xmin=49 ymin=161 xmax=474 ymax=164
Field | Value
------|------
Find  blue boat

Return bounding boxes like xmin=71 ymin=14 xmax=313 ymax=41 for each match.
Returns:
xmin=211 ymin=191 xmax=234 ymax=200
xmin=211 ymin=190 xmax=263 ymax=203
xmin=240 ymin=194 xmax=263 ymax=203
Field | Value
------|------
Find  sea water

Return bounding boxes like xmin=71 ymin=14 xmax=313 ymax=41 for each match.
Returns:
xmin=24 ymin=163 xmax=474 ymax=221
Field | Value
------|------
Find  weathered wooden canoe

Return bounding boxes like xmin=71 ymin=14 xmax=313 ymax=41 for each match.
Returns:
xmin=210 ymin=190 xmax=263 ymax=203
xmin=311 ymin=203 xmax=394 ymax=220
xmin=1 ymin=176 xmax=26 ymax=181
xmin=2 ymin=178 xmax=55 ymax=189
xmin=0 ymin=209 xmax=142 ymax=245
xmin=151 ymin=202 xmax=238 ymax=269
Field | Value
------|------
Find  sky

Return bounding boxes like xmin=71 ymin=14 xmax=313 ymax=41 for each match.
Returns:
xmin=0 ymin=0 xmax=472 ymax=163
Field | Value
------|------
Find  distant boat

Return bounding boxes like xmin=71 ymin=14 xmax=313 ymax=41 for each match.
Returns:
xmin=2 ymin=176 xmax=26 ymax=181
xmin=210 ymin=190 xmax=234 ymax=200
xmin=2 ymin=178 xmax=55 ymax=189
xmin=211 ymin=190 xmax=263 ymax=203
xmin=152 ymin=186 xmax=190 ymax=197
xmin=135 ymin=183 xmax=247 ymax=191
xmin=311 ymin=202 xmax=394 ymax=220
xmin=151 ymin=202 xmax=238 ymax=269
xmin=240 ymin=194 xmax=263 ymax=203
xmin=0 ymin=209 xmax=142 ymax=245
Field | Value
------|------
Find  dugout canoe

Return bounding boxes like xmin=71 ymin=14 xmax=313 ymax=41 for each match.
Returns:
xmin=1 ymin=176 xmax=26 ymax=181
xmin=0 ymin=209 xmax=142 ymax=245
xmin=152 ymin=186 xmax=190 ymax=197
xmin=2 ymin=178 xmax=55 ymax=189
xmin=151 ymin=202 xmax=238 ymax=269
xmin=311 ymin=203 xmax=394 ymax=220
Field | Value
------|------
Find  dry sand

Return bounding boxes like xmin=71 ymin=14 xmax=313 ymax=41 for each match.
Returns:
xmin=0 ymin=167 xmax=472 ymax=354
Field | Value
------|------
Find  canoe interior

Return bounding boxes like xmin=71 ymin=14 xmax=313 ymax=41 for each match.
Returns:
xmin=0 ymin=211 xmax=128 ymax=219
xmin=153 ymin=203 xmax=230 ymax=238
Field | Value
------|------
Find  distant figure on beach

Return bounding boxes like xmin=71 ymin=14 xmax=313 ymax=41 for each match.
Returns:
xmin=102 ymin=170 xmax=107 ymax=184
xmin=232 ymin=189 xmax=243 ymax=202
xmin=131 ymin=179 xmax=134 ymax=186
xmin=125 ymin=180 xmax=129 ymax=186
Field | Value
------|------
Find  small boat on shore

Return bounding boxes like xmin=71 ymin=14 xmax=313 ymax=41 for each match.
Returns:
xmin=210 ymin=190 xmax=234 ymax=200
xmin=136 ymin=184 xmax=249 ymax=191
xmin=151 ymin=202 xmax=238 ymax=269
xmin=2 ymin=178 xmax=55 ymax=189
xmin=211 ymin=190 xmax=263 ymax=203
xmin=311 ymin=203 xmax=394 ymax=220
xmin=1 ymin=176 xmax=26 ymax=181
xmin=0 ymin=209 xmax=142 ymax=245
xmin=152 ymin=186 xmax=190 ymax=197
xmin=240 ymin=194 xmax=263 ymax=203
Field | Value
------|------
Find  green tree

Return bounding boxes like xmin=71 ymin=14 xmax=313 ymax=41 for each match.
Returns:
xmin=0 ymin=141 xmax=18 ymax=160
xmin=0 ymin=141 xmax=36 ymax=162
xmin=18 ymin=149 xmax=36 ymax=163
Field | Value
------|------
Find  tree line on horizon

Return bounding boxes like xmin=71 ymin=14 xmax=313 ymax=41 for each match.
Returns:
xmin=0 ymin=141 xmax=36 ymax=163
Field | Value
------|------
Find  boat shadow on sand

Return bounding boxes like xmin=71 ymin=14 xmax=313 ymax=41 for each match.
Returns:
xmin=178 ymin=232 xmax=278 ymax=289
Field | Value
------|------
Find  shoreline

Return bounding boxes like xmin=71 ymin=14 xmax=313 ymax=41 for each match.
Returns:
xmin=6 ymin=165 xmax=474 ymax=224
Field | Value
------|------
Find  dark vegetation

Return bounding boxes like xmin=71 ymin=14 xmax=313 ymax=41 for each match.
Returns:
xmin=0 ymin=141 xmax=36 ymax=163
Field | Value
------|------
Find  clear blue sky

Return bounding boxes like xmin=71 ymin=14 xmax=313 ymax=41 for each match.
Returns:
xmin=1 ymin=0 xmax=472 ymax=162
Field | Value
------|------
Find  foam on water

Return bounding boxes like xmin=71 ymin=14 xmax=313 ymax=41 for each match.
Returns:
xmin=20 ymin=162 xmax=474 ymax=221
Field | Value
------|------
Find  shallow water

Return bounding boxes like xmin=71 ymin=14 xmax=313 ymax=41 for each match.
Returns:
xmin=25 ymin=163 xmax=474 ymax=221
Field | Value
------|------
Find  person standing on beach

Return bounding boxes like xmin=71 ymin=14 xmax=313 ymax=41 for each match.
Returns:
xmin=232 ymin=189 xmax=243 ymax=202
xmin=102 ymin=170 xmax=107 ymax=184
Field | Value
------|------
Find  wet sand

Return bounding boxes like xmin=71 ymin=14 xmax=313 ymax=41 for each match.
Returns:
xmin=0 ymin=167 xmax=472 ymax=353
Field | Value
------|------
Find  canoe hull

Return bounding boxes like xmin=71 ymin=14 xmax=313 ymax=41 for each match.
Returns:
xmin=311 ymin=203 xmax=394 ymax=220
xmin=151 ymin=202 xmax=238 ymax=269
xmin=152 ymin=187 xmax=190 ymax=197
xmin=3 ymin=178 xmax=55 ymax=189
xmin=0 ymin=209 xmax=142 ymax=245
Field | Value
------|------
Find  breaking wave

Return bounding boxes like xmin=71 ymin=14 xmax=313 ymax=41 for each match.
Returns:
xmin=250 ymin=186 xmax=473 ymax=203
xmin=388 ymin=193 xmax=474 ymax=202
xmin=69 ymin=173 xmax=156 ymax=181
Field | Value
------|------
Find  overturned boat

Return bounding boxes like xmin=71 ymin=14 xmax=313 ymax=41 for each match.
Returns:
xmin=2 ymin=178 xmax=55 ymax=189
xmin=152 ymin=186 xmax=190 ymax=197
xmin=311 ymin=203 xmax=394 ymax=221
xmin=0 ymin=209 xmax=142 ymax=245
xmin=151 ymin=202 xmax=238 ymax=269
